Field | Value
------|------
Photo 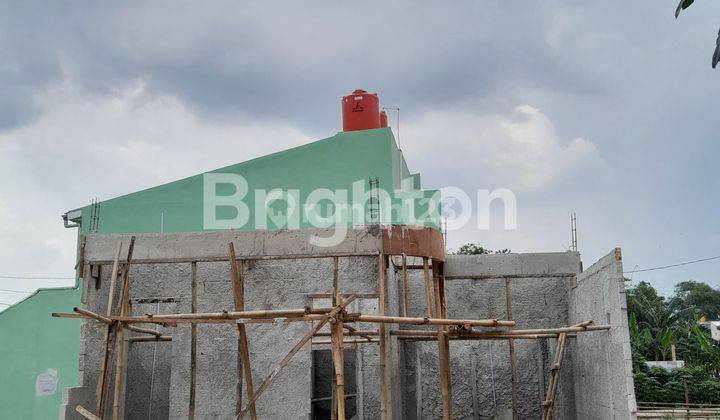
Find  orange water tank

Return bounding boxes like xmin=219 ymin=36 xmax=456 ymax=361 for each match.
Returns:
xmin=379 ymin=110 xmax=388 ymax=128
xmin=342 ymin=89 xmax=380 ymax=131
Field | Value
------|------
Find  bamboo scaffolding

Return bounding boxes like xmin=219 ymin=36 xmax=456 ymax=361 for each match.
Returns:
xmin=95 ymin=240 xmax=123 ymax=415
xmin=331 ymin=256 xmax=339 ymax=420
xmin=505 ymin=277 xmax=518 ymax=420
xmin=69 ymin=247 xmax=619 ymax=419
xmin=128 ymin=335 xmax=172 ymax=343
xmin=236 ymin=295 xmax=359 ymax=419
xmin=331 ymin=296 xmax=346 ymax=420
xmin=189 ymin=262 xmax=197 ymax=420
xmin=422 ymin=257 xmax=433 ymax=318
xmin=541 ymin=333 xmax=567 ymax=420
xmin=313 ymin=339 xmax=379 ymax=345
xmin=434 ymin=260 xmax=452 ymax=420
xmin=355 ymin=314 xmax=515 ymax=327
xmin=228 ymin=243 xmax=258 ymax=420
xmin=378 ymin=254 xmax=389 ymax=420
xmin=75 ymin=405 xmax=101 ymax=420
xmin=401 ymin=254 xmax=409 ymax=317
xmin=112 ymin=237 xmax=135 ymax=420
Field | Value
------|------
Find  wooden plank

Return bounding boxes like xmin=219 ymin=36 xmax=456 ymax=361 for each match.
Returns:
xmin=505 ymin=277 xmax=518 ymax=420
xmin=433 ymin=261 xmax=452 ymax=420
xmin=236 ymin=295 xmax=358 ymax=418
xmin=378 ymin=254 xmax=389 ymax=420
xmin=228 ymin=242 xmax=257 ymax=420
xmin=189 ymin=262 xmax=197 ymax=420
xmin=401 ymin=254 xmax=409 ymax=317
xmin=422 ymin=257 xmax=434 ymax=318
xmin=75 ymin=405 xmax=101 ymax=420
xmin=95 ymin=240 xmax=123 ymax=414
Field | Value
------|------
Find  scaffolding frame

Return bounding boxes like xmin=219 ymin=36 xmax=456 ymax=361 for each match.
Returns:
xmin=56 ymin=232 xmax=609 ymax=420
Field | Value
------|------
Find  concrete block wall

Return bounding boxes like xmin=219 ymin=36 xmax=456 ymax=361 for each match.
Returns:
xmin=398 ymin=252 xmax=583 ymax=419
xmin=61 ymin=230 xmax=637 ymax=420
xmin=568 ymin=248 xmax=637 ymax=419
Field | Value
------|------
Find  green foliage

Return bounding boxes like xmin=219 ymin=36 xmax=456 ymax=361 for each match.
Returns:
xmin=627 ymin=280 xmax=720 ymax=403
xmin=453 ymin=243 xmax=511 ymax=255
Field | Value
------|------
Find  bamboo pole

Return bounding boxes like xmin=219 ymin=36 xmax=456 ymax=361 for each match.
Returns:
xmin=331 ymin=297 xmax=346 ymax=420
xmin=128 ymin=336 xmax=172 ymax=343
xmin=541 ymin=333 xmax=567 ymax=420
xmin=422 ymin=257 xmax=433 ymax=318
xmin=313 ymin=339 xmax=380 ymax=345
xmin=434 ymin=260 xmax=452 ymax=420
xmin=505 ymin=277 xmax=518 ymax=420
xmin=401 ymin=254 xmax=409 ymax=317
xmin=51 ymin=312 xmax=84 ymax=319
xmin=75 ymin=405 xmax=101 ymax=420
xmin=229 ymin=243 xmax=258 ymax=420
xmin=126 ymin=323 xmax=162 ymax=337
xmin=74 ymin=307 xmax=113 ymax=324
xmin=331 ymin=256 xmax=339 ymax=420
xmin=236 ymin=295 xmax=359 ymax=419
xmin=112 ymin=237 xmax=135 ymax=420
xmin=95 ymin=240 xmax=123 ymax=414
xmin=189 ymin=261 xmax=197 ymax=420
xmin=355 ymin=315 xmax=514 ymax=327
xmin=112 ymin=308 xmax=317 ymax=322
xmin=378 ymin=254 xmax=389 ymax=420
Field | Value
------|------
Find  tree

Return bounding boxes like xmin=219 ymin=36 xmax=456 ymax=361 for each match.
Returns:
xmin=671 ymin=281 xmax=720 ymax=320
xmin=674 ymin=0 xmax=720 ymax=68
xmin=454 ymin=243 xmax=511 ymax=255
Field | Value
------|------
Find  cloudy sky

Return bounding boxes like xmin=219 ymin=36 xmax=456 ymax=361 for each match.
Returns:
xmin=1 ymin=1 xmax=719 ymax=309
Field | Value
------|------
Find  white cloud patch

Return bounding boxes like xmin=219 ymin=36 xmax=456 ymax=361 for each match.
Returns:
xmin=0 ymin=79 xmax=312 ymax=298
xmin=403 ymin=104 xmax=603 ymax=192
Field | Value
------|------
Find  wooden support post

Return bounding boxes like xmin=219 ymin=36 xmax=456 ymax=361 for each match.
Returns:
xmin=236 ymin=296 xmax=358 ymax=419
xmin=95 ymin=240 xmax=123 ymax=415
xmin=401 ymin=254 xmax=409 ymax=317
xmin=505 ymin=277 xmax=518 ymax=420
xmin=434 ymin=260 xmax=452 ymax=420
xmin=331 ymin=296 xmax=346 ymax=420
xmin=111 ymin=236 xmax=135 ymax=420
xmin=541 ymin=333 xmax=567 ymax=420
xmin=189 ymin=261 xmax=197 ymax=420
xmin=378 ymin=254 xmax=390 ymax=420
xmin=331 ymin=256 xmax=339 ymax=420
xmin=422 ymin=257 xmax=434 ymax=318
xmin=228 ymin=243 xmax=257 ymax=420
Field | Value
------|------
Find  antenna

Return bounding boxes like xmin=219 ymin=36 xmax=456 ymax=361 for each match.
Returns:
xmin=570 ymin=213 xmax=578 ymax=252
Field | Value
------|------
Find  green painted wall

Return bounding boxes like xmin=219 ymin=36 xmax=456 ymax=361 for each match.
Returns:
xmin=0 ymin=128 xmax=439 ymax=420
xmin=0 ymin=287 xmax=81 ymax=419
xmin=79 ymin=128 xmax=439 ymax=234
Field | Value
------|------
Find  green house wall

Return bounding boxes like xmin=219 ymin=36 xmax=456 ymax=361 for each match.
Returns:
xmin=0 ymin=287 xmax=81 ymax=419
xmin=0 ymin=127 xmax=438 ymax=419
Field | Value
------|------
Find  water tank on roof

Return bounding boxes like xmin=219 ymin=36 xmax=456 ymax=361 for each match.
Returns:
xmin=379 ymin=110 xmax=388 ymax=128
xmin=342 ymin=89 xmax=380 ymax=132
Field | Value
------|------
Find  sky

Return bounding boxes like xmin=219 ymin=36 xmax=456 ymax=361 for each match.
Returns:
xmin=1 ymin=1 xmax=719 ymax=309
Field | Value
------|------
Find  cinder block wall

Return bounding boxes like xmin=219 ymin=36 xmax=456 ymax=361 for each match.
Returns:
xmin=397 ymin=253 xmax=582 ymax=419
xmin=61 ymin=231 xmax=636 ymax=420
xmin=568 ymin=249 xmax=637 ymax=419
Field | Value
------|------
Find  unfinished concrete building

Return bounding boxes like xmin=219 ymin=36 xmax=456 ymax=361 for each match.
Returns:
xmin=56 ymin=90 xmax=637 ymax=419
xmin=59 ymin=229 xmax=635 ymax=419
